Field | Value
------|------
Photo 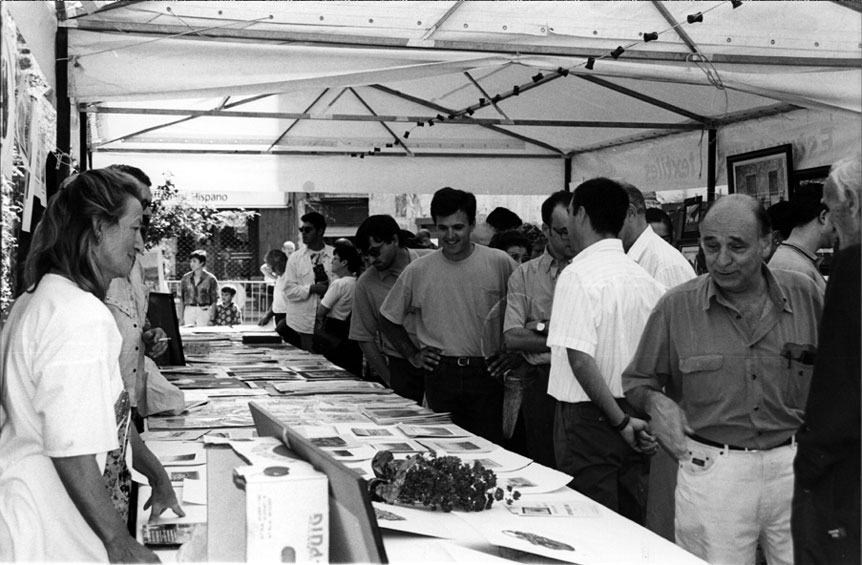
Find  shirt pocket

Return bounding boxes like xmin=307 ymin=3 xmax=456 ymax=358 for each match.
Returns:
xmin=782 ymin=342 xmax=816 ymax=409
xmin=679 ymin=354 xmax=725 ymax=411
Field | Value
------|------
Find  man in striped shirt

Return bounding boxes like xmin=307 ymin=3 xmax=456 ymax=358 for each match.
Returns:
xmin=547 ymin=178 xmax=665 ymax=524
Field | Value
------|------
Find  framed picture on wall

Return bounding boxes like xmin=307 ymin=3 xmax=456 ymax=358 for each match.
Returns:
xmin=727 ymin=144 xmax=794 ymax=208
xmin=793 ymin=165 xmax=831 ymax=191
xmin=680 ymin=195 xmax=704 ymax=241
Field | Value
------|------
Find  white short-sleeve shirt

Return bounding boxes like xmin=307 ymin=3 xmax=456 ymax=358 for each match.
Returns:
xmin=547 ymin=239 xmax=666 ymax=403
xmin=0 ymin=274 xmax=124 ymax=562
xmin=320 ymin=275 xmax=356 ymax=321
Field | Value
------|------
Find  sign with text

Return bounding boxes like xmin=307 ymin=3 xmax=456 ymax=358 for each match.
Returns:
xmin=185 ymin=190 xmax=287 ymax=209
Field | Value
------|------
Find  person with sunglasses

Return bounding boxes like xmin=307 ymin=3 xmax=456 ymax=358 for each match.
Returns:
xmin=279 ymin=212 xmax=333 ymax=351
xmin=349 ymin=215 xmax=432 ymax=404
xmin=501 ymin=190 xmax=575 ymax=468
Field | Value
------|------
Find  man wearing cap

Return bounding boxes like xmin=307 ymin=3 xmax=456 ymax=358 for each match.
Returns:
xmin=623 ymin=194 xmax=823 ymax=565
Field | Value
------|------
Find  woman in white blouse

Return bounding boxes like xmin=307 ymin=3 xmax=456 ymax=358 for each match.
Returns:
xmin=0 ymin=169 xmax=183 ymax=562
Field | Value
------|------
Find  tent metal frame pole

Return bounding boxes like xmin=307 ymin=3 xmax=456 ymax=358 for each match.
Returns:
xmin=374 ymin=85 xmax=565 ymax=154
xmin=93 ymin=147 xmax=561 ymax=159
xmin=420 ymin=0 xmax=464 ymax=41
xmin=89 ymin=93 xmax=277 ymax=147
xmin=85 ymin=106 xmax=701 ymax=131
xmin=55 ymin=25 xmax=71 ymax=187
xmin=576 ymin=75 xmax=712 ymax=124
xmin=707 ymin=128 xmax=717 ymax=202
xmin=651 ymin=1 xmax=700 ymax=55
xmin=267 ymin=89 xmax=330 ymax=152
xmin=63 ymin=20 xmax=862 ymax=68
xmin=79 ymin=110 xmax=89 ymax=171
xmin=348 ymin=87 xmax=415 ymax=156
xmin=564 ymin=156 xmax=572 ymax=192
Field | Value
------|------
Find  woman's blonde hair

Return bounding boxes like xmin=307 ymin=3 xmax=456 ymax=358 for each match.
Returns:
xmin=25 ymin=168 xmax=143 ymax=300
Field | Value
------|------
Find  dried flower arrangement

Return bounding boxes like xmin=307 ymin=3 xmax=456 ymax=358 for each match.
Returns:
xmin=369 ymin=450 xmax=520 ymax=512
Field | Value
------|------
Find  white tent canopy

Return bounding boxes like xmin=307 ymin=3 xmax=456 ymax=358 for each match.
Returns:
xmin=64 ymin=1 xmax=862 ymax=194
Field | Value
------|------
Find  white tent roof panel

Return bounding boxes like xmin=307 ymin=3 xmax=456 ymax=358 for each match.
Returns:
xmin=67 ymin=1 xmax=861 ymax=194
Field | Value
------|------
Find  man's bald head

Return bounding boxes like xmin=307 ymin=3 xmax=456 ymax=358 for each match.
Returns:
xmin=701 ymin=194 xmax=772 ymax=237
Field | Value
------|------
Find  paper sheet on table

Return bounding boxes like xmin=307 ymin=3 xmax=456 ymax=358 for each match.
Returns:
xmin=182 ymin=478 xmax=207 ymax=505
xmin=335 ymin=423 xmax=406 ymax=440
xmin=496 ymin=464 xmax=573 ymax=494
xmin=372 ymin=502 xmax=475 ymax=540
xmin=505 ymin=499 xmax=601 ymax=518
xmin=143 ymin=429 xmax=208 ymax=442
xmin=226 ymin=436 xmax=310 ymax=468
xmin=146 ymin=441 xmax=206 ymax=466
xmin=456 ymin=509 xmax=602 ymax=565
xmin=456 ymin=448 xmax=532 ymax=473
xmin=201 ymin=428 xmax=257 ymax=443
xmin=419 ymin=436 xmax=497 ymax=455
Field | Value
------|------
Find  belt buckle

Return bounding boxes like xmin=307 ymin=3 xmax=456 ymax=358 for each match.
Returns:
xmin=456 ymin=357 xmax=470 ymax=367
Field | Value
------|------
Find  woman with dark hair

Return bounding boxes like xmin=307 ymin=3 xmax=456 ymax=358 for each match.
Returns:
xmin=0 ymin=169 xmax=183 ymax=562
xmin=489 ymin=229 xmax=532 ymax=264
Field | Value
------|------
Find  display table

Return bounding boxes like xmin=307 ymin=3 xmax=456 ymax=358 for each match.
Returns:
xmin=201 ymin=445 xmax=704 ymax=564
xmin=133 ymin=328 xmax=705 ymax=564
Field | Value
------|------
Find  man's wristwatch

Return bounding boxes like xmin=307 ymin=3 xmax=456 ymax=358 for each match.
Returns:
xmin=535 ymin=321 xmax=547 ymax=335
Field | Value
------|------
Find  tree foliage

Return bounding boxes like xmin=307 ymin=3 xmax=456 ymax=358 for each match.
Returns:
xmin=145 ymin=175 xmax=256 ymax=249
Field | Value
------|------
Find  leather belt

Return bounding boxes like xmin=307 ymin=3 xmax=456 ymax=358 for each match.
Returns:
xmin=438 ymin=356 xmax=486 ymax=368
xmin=690 ymin=433 xmax=794 ymax=452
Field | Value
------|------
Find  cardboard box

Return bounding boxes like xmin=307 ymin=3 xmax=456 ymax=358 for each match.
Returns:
xmin=234 ymin=463 xmax=329 ymax=562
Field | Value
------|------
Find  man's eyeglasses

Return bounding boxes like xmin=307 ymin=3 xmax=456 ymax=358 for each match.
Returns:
xmin=551 ymin=226 xmax=568 ymax=237
xmin=299 ymin=226 xmax=315 ymax=234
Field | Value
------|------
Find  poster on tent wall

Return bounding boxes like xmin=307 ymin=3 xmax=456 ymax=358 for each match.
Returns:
xmin=716 ymin=109 xmax=862 ymax=186
xmin=0 ymin=4 xmax=17 ymax=175
xmin=570 ymin=131 xmax=711 ymax=194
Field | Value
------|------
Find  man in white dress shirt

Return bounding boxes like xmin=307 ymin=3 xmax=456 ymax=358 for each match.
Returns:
xmin=619 ymin=182 xmax=697 ymax=290
xmin=547 ymin=177 xmax=665 ymax=524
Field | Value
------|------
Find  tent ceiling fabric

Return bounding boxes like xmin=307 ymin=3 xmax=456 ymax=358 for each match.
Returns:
xmin=63 ymin=1 xmax=862 ymax=193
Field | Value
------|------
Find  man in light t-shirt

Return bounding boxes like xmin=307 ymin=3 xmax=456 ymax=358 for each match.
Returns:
xmin=380 ymin=187 xmax=517 ymax=444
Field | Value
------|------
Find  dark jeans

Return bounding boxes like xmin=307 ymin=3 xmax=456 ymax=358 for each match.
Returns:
xmin=516 ymin=364 xmax=557 ymax=469
xmin=425 ymin=363 xmax=503 ymax=445
xmin=387 ymin=355 xmax=425 ymax=405
xmin=276 ymin=319 xmax=313 ymax=351
xmin=315 ymin=318 xmax=362 ymax=376
xmin=554 ymin=400 xmax=649 ymax=524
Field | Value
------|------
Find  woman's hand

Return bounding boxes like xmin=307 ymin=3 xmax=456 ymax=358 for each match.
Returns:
xmin=144 ymin=478 xmax=185 ymax=522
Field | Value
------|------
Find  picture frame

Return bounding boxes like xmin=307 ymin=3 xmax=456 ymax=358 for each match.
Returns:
xmin=726 ymin=144 xmax=794 ymax=208
xmin=793 ymin=165 xmax=830 ymax=191
xmin=680 ymin=195 xmax=704 ymax=241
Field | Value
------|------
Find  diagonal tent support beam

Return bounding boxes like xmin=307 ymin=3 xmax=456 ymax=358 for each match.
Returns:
xmin=267 ymin=89 xmax=330 ymax=152
xmin=370 ymin=85 xmax=564 ymax=155
xmin=575 ymin=75 xmax=712 ymax=125
xmin=420 ymin=0 xmax=465 ymax=41
xmin=651 ymin=1 xmax=700 ymax=55
xmin=87 ymin=106 xmax=704 ymax=130
xmin=464 ymin=72 xmax=512 ymax=123
xmin=348 ymin=88 xmax=415 ymax=156
xmin=90 ymin=93 xmax=277 ymax=147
